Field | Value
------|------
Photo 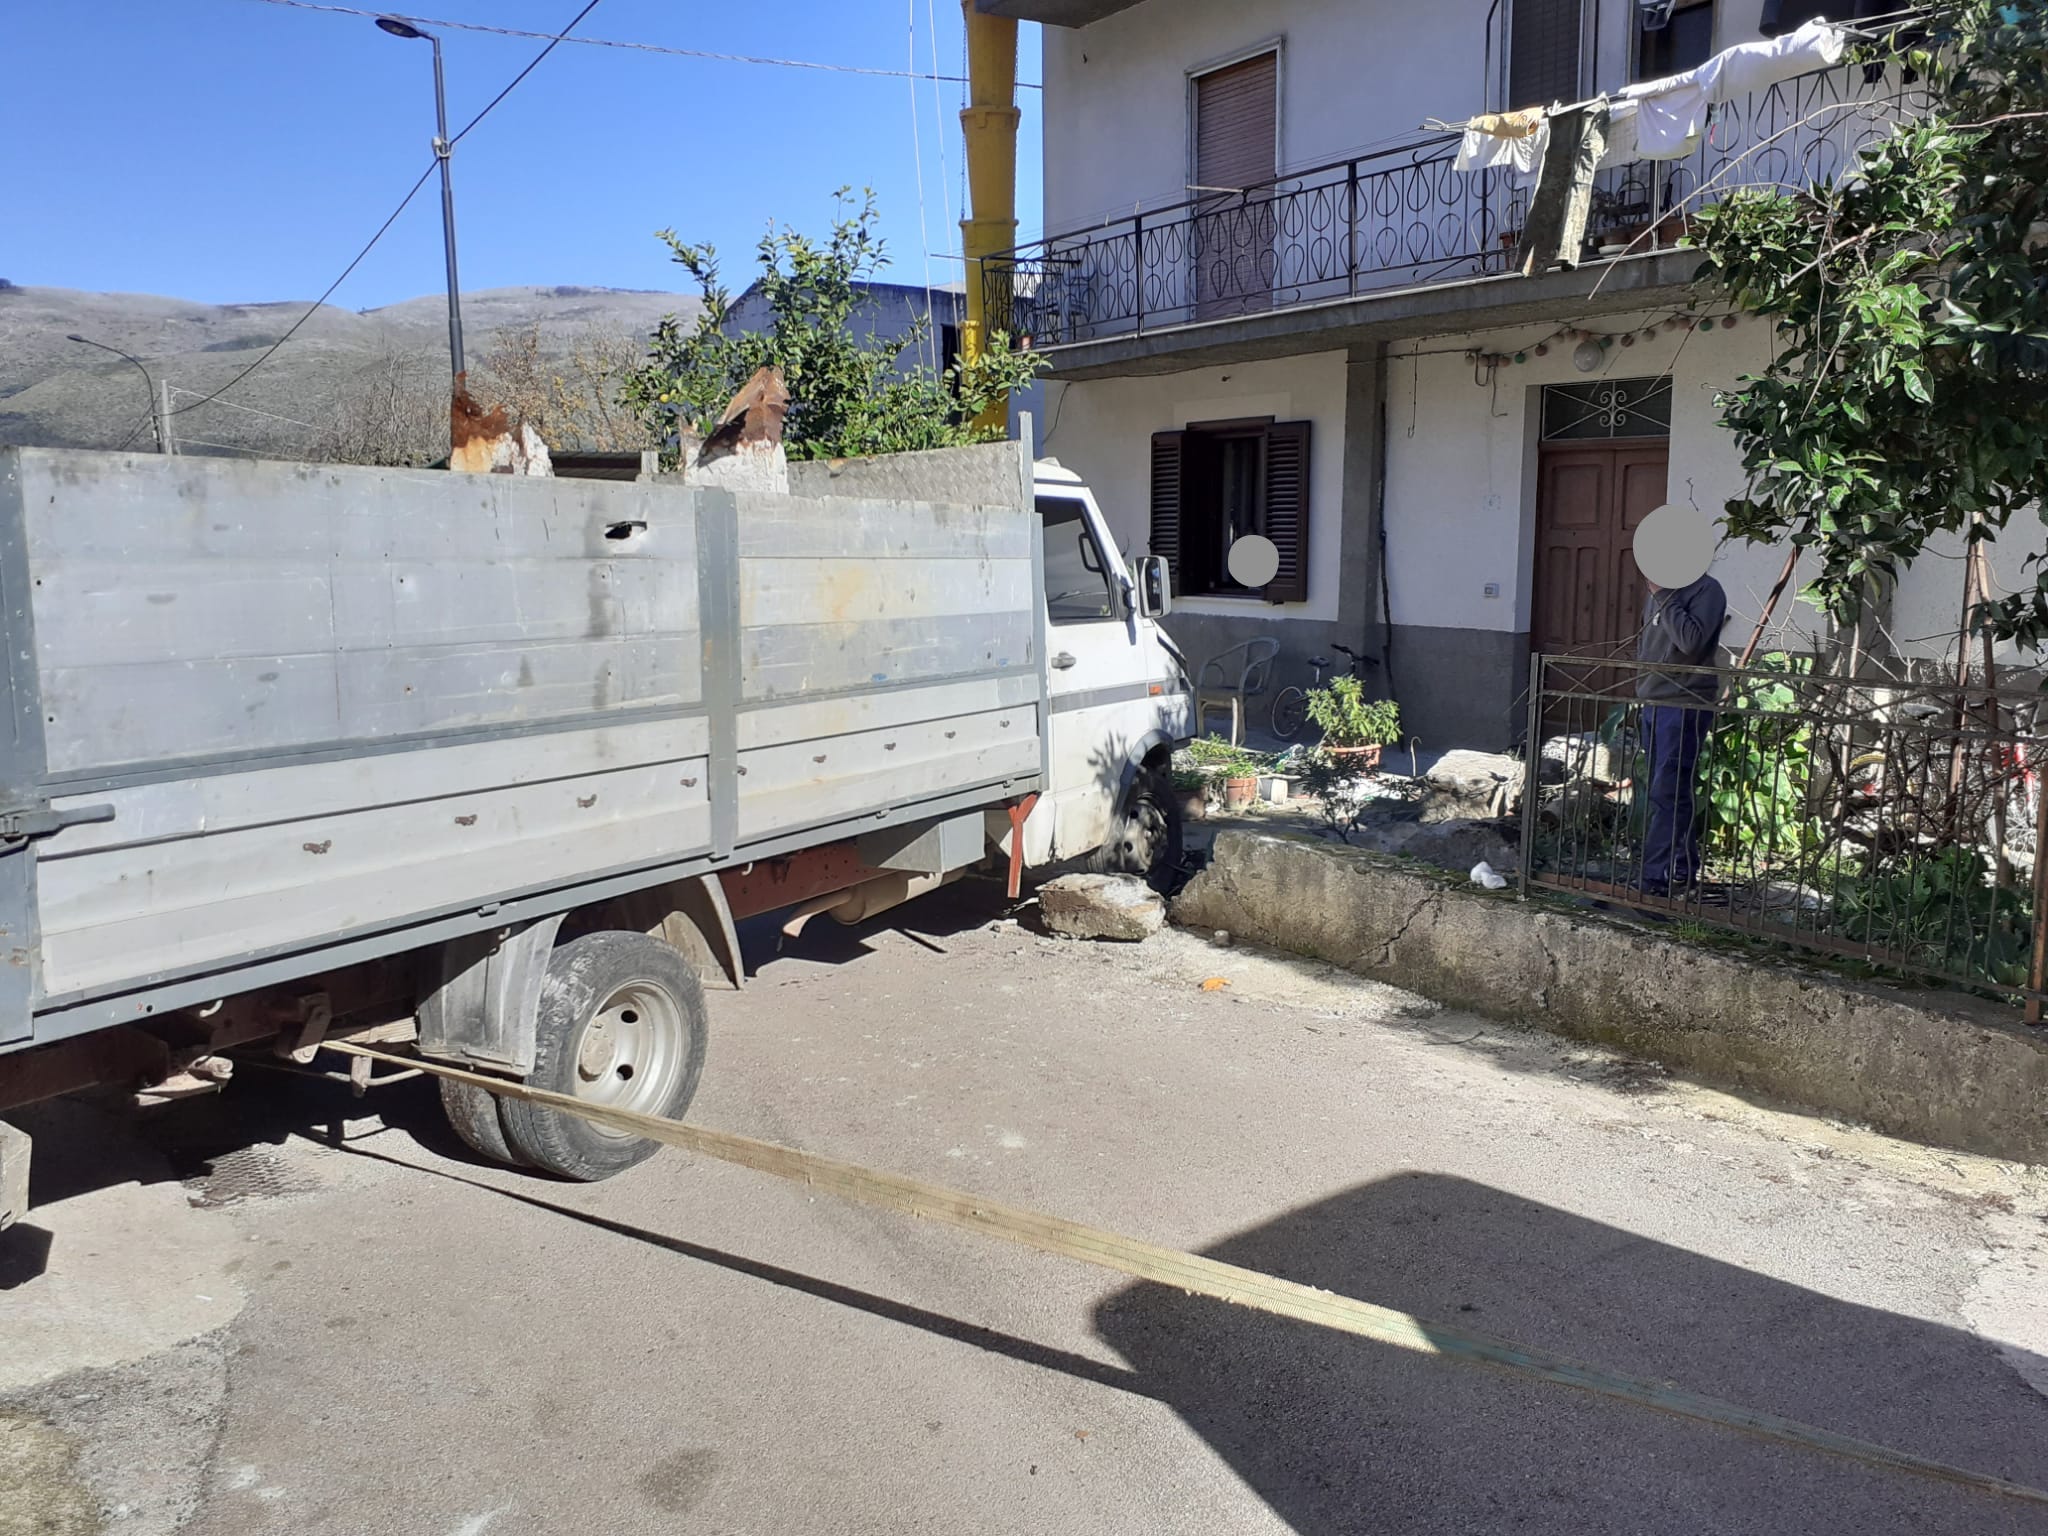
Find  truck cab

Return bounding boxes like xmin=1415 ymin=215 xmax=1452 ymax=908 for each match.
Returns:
xmin=1024 ymin=459 xmax=1193 ymax=882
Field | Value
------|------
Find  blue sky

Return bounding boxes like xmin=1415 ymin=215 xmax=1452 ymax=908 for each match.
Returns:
xmin=5 ymin=0 xmax=1043 ymax=307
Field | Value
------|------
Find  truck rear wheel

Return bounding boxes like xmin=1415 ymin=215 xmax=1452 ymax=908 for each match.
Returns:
xmin=1090 ymin=766 xmax=1184 ymax=892
xmin=439 ymin=1077 xmax=526 ymax=1168
xmin=499 ymin=931 xmax=708 ymax=1182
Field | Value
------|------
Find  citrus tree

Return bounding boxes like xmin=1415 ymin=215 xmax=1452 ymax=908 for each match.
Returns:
xmin=621 ymin=188 xmax=1044 ymax=463
xmin=1691 ymin=2 xmax=2048 ymax=645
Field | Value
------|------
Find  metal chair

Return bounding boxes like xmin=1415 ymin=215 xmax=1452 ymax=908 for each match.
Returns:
xmin=1195 ymin=636 xmax=1281 ymax=746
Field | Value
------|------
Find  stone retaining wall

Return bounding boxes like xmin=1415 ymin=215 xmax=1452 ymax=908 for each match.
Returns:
xmin=1173 ymin=830 xmax=2048 ymax=1164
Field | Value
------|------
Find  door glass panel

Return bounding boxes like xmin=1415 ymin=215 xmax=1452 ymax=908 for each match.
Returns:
xmin=1038 ymin=497 xmax=1118 ymax=624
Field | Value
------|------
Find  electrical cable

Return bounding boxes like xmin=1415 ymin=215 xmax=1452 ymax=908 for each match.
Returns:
xmin=449 ymin=0 xmax=602 ymax=144
xmin=224 ymin=0 xmax=1043 ymax=87
xmin=164 ymin=0 xmax=605 ymax=422
xmin=908 ymin=0 xmax=938 ymax=375
xmin=160 ymin=161 xmax=437 ymax=420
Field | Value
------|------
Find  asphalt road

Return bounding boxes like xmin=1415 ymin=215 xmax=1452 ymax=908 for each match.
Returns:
xmin=3 ymin=878 xmax=2046 ymax=1536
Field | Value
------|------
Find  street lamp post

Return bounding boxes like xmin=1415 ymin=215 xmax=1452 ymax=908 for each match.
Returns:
xmin=377 ymin=15 xmax=465 ymax=381
xmin=66 ymin=334 xmax=167 ymax=453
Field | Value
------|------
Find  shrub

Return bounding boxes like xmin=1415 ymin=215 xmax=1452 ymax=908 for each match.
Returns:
xmin=1305 ymin=676 xmax=1400 ymax=747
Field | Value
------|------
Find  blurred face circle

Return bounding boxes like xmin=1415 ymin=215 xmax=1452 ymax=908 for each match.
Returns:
xmin=1634 ymin=504 xmax=1716 ymax=589
xmin=1226 ymin=534 xmax=1281 ymax=588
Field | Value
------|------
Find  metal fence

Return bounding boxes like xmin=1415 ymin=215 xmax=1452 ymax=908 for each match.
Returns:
xmin=988 ymin=57 xmax=1928 ymax=348
xmin=1519 ymin=654 xmax=2048 ymax=1010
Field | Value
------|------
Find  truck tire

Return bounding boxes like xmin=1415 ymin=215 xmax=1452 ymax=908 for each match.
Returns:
xmin=1089 ymin=766 xmax=1184 ymax=892
xmin=439 ymin=1077 xmax=527 ymax=1168
xmin=499 ymin=931 xmax=709 ymax=1182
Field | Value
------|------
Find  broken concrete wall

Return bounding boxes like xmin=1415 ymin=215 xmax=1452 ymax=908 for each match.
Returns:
xmin=1173 ymin=830 xmax=2048 ymax=1165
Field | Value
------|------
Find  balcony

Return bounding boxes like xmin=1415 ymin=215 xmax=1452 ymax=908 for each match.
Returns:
xmin=972 ymin=0 xmax=1144 ymax=22
xmin=987 ymin=57 xmax=1927 ymax=370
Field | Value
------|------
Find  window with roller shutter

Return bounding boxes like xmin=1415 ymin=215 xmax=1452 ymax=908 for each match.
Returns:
xmin=1150 ymin=418 xmax=1311 ymax=604
xmin=1191 ymin=50 xmax=1279 ymax=321
xmin=1510 ymin=0 xmax=1583 ymax=109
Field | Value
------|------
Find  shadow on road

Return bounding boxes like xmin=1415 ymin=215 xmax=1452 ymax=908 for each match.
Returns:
xmin=1094 ymin=1171 xmax=2048 ymax=1534
xmin=734 ymin=874 xmax=1018 ymax=978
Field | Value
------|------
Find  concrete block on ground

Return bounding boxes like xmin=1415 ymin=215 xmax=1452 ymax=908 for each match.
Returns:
xmin=1172 ymin=829 xmax=2048 ymax=1165
xmin=1421 ymin=749 xmax=1521 ymax=822
xmin=1040 ymin=874 xmax=1165 ymax=942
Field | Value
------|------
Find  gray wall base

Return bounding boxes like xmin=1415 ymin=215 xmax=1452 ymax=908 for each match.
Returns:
xmin=1175 ymin=831 xmax=2048 ymax=1166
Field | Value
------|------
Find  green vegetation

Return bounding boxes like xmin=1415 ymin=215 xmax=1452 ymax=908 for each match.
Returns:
xmin=621 ymin=189 xmax=1045 ymax=464
xmin=1304 ymin=676 xmax=1400 ymax=748
xmin=1691 ymin=3 xmax=2048 ymax=645
xmin=1837 ymin=847 xmax=2034 ymax=988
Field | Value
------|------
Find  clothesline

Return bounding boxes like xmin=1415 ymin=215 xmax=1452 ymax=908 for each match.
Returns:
xmin=1421 ymin=3 xmax=1934 ymax=135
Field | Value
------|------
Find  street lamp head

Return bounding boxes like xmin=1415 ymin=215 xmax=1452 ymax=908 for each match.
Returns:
xmin=375 ymin=15 xmax=429 ymax=39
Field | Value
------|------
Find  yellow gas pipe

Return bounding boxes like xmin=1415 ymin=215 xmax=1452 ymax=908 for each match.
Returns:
xmin=959 ymin=1 xmax=1020 ymax=433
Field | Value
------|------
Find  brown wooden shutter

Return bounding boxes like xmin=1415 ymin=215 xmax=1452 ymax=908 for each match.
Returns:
xmin=1149 ymin=431 xmax=1187 ymax=587
xmin=1261 ymin=420 xmax=1311 ymax=603
xmin=1194 ymin=52 xmax=1277 ymax=193
xmin=1510 ymin=0 xmax=1582 ymax=109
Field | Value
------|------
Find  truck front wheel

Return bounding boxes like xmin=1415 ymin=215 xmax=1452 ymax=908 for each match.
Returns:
xmin=1089 ymin=766 xmax=1184 ymax=892
xmin=498 ymin=931 xmax=709 ymax=1181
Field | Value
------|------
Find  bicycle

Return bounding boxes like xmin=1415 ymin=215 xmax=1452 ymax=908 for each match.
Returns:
xmin=1270 ymin=643 xmax=1377 ymax=739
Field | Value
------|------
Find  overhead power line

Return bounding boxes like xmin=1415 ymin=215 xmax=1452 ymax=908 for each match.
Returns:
xmin=160 ymin=161 xmax=438 ymax=420
xmin=166 ymin=0 xmax=606 ymax=421
xmin=230 ymin=0 xmax=1044 ymax=87
xmin=450 ymin=0 xmax=603 ymax=142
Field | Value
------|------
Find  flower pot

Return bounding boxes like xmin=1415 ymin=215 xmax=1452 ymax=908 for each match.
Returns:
xmin=1224 ymin=776 xmax=1259 ymax=810
xmin=1178 ymin=788 xmax=1208 ymax=822
xmin=1324 ymin=744 xmax=1383 ymax=772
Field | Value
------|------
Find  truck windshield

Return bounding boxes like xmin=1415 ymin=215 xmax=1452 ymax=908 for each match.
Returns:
xmin=1037 ymin=497 xmax=1120 ymax=624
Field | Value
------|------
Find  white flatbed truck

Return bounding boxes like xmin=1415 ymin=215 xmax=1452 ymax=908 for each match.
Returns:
xmin=0 ymin=438 xmax=1189 ymax=1212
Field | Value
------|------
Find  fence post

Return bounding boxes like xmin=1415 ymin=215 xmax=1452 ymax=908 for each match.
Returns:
xmin=2029 ymin=755 xmax=2048 ymax=1025
xmin=1518 ymin=654 xmax=1545 ymax=895
xmin=1133 ymin=213 xmax=1145 ymax=335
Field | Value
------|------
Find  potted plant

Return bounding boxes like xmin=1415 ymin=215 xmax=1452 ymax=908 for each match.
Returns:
xmin=1304 ymin=676 xmax=1399 ymax=771
xmin=1170 ymin=766 xmax=1209 ymax=822
xmin=1222 ymin=750 xmax=1263 ymax=810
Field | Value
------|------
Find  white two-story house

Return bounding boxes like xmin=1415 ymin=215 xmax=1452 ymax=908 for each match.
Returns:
xmin=979 ymin=0 xmax=1989 ymax=750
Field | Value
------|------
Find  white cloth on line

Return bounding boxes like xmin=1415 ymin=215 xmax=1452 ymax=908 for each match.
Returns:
xmin=1604 ymin=18 xmax=1849 ymax=164
xmin=1454 ymin=108 xmax=1551 ymax=180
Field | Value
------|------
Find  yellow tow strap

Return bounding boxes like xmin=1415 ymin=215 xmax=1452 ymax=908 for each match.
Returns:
xmin=326 ymin=1041 xmax=2048 ymax=1510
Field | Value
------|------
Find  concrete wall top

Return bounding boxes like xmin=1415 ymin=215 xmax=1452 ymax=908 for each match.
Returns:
xmin=1041 ymin=0 xmax=1776 ymax=238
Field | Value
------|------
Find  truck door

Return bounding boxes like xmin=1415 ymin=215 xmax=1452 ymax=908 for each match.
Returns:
xmin=1036 ymin=492 xmax=1144 ymax=858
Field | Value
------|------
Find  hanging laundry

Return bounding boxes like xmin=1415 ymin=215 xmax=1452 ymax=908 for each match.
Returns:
xmin=1607 ymin=18 xmax=1849 ymax=162
xmin=1517 ymin=102 xmax=1611 ymax=275
xmin=1454 ymin=107 xmax=1550 ymax=178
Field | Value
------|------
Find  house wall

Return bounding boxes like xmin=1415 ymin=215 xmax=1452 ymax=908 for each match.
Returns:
xmin=1040 ymin=0 xmax=1780 ymax=235
xmin=1037 ymin=350 xmax=1373 ymax=710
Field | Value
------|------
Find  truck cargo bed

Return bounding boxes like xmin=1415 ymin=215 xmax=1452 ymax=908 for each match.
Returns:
xmin=0 ymin=448 xmax=1045 ymax=1049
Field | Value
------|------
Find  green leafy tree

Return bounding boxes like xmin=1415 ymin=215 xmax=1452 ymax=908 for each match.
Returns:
xmin=1690 ymin=3 xmax=2048 ymax=645
xmin=620 ymin=188 xmax=1045 ymax=463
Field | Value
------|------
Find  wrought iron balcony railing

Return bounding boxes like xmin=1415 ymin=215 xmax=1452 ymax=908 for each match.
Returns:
xmin=988 ymin=56 xmax=1929 ymax=349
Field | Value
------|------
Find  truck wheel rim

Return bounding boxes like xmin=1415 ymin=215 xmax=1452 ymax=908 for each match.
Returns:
xmin=571 ymin=979 xmax=688 ymax=1135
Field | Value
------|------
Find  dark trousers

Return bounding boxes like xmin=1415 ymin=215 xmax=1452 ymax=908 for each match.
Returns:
xmin=1643 ymin=704 xmax=1712 ymax=893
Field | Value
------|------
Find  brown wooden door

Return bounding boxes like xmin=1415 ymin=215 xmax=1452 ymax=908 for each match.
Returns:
xmin=1532 ymin=439 xmax=1669 ymax=722
xmin=1192 ymin=52 xmax=1277 ymax=321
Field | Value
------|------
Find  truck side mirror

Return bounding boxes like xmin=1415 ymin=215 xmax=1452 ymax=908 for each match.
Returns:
xmin=1138 ymin=555 xmax=1173 ymax=619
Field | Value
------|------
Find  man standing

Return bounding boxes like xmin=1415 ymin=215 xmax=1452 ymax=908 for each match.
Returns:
xmin=1636 ymin=569 xmax=1728 ymax=897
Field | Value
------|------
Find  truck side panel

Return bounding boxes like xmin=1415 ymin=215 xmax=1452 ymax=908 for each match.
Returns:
xmin=0 ymin=449 xmax=1040 ymax=1048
